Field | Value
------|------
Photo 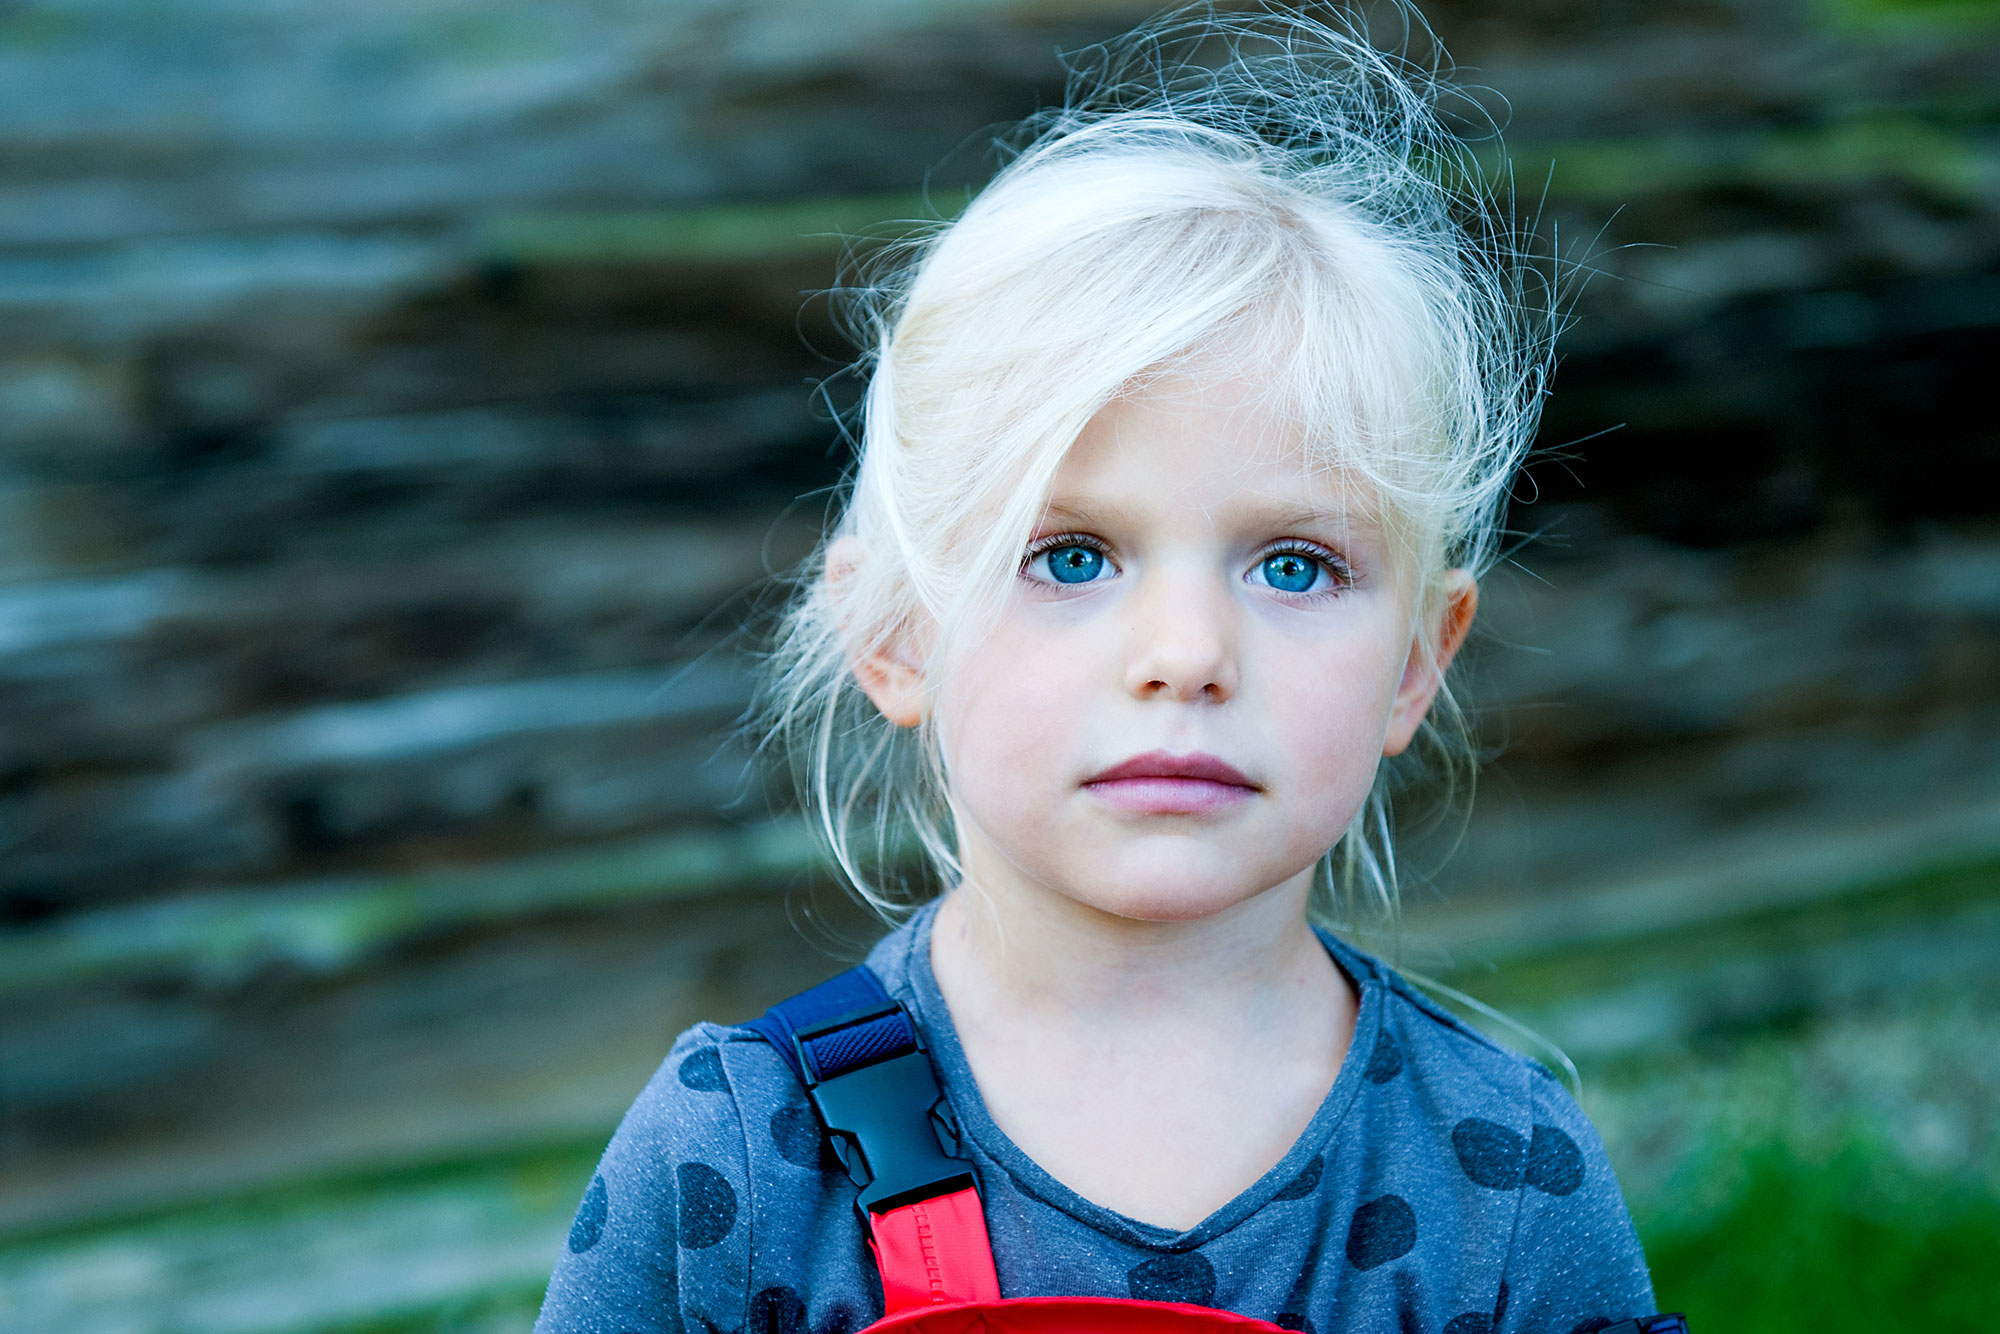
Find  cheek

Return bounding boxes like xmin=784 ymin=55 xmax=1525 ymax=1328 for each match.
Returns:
xmin=1261 ymin=632 xmax=1406 ymax=830
xmin=933 ymin=623 xmax=1080 ymax=817
xmin=1286 ymin=695 xmax=1382 ymax=806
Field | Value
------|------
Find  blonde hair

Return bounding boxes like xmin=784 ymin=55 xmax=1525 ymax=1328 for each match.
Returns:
xmin=760 ymin=4 xmax=1555 ymax=924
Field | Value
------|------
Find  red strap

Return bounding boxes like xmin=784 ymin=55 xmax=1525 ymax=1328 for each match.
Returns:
xmin=867 ymin=1296 xmax=1296 ymax=1334
xmin=867 ymin=1187 xmax=1002 ymax=1313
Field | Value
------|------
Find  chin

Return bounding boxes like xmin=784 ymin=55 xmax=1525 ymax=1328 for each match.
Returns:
xmin=1072 ymin=871 xmax=1273 ymax=924
xmin=1032 ymin=836 xmax=1304 ymax=923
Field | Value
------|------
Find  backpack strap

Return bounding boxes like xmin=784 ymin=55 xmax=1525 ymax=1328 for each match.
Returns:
xmin=743 ymin=965 xmax=900 ymax=1086
xmin=748 ymin=965 xmax=1001 ymax=1312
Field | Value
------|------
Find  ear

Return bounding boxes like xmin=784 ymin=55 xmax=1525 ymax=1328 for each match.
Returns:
xmin=825 ymin=535 xmax=927 ymax=729
xmin=1382 ymin=569 xmax=1477 ymax=758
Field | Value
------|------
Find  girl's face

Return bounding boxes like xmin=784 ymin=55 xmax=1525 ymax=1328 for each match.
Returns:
xmin=860 ymin=365 xmax=1472 ymax=926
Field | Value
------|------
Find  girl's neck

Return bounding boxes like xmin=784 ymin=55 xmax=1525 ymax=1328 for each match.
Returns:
xmin=928 ymin=869 xmax=1342 ymax=1038
xmin=924 ymin=865 xmax=1357 ymax=1231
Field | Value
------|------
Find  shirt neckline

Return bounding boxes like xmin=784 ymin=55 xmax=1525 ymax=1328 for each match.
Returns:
xmin=885 ymin=898 xmax=1384 ymax=1252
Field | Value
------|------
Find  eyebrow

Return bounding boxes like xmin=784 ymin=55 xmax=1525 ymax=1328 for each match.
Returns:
xmin=1037 ymin=498 xmax=1121 ymax=528
xmin=1037 ymin=496 xmax=1380 ymax=536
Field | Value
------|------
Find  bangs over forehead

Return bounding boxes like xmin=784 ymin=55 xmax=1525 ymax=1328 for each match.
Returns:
xmin=883 ymin=133 xmax=1485 ymax=612
xmin=1041 ymin=345 xmax=1404 ymax=573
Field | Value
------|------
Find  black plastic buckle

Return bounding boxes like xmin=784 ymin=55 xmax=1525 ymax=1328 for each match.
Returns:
xmin=793 ymin=1001 xmax=977 ymax=1221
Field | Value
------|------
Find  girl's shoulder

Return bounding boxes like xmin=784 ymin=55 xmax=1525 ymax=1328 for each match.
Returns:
xmin=569 ymin=1021 xmax=796 ymax=1244
xmin=1322 ymin=929 xmax=1598 ymax=1138
xmin=1324 ymin=934 xmax=1656 ymax=1321
xmin=625 ymin=1017 xmax=834 ymax=1165
xmin=614 ymin=1018 xmax=795 ymax=1119
xmin=630 ymin=910 xmax=929 ymax=1163
xmin=534 ymin=1019 xmax=852 ymax=1334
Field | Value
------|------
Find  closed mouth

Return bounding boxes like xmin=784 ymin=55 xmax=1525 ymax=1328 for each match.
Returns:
xmin=1084 ymin=750 xmax=1258 ymax=789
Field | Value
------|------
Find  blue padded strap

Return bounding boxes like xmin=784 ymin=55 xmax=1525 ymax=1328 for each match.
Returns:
xmin=744 ymin=965 xmax=917 ymax=1085
xmin=800 ymin=1008 xmax=917 ymax=1081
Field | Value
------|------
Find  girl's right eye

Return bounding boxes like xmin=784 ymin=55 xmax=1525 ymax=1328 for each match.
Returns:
xmin=1023 ymin=539 xmax=1114 ymax=586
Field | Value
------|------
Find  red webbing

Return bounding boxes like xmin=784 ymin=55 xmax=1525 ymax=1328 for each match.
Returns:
xmin=868 ymin=1188 xmax=1003 ymax=1313
xmin=866 ymin=1295 xmax=1294 ymax=1334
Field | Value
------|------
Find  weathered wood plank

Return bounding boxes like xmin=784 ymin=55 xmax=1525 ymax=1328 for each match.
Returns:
xmin=1 ymin=817 xmax=834 ymax=995
xmin=0 ymin=877 xmax=884 ymax=1237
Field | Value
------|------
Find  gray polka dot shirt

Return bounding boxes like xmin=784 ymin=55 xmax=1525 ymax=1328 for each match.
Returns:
xmin=535 ymin=903 xmax=1656 ymax=1334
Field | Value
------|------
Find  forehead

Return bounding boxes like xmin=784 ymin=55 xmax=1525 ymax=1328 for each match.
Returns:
xmin=1046 ymin=365 xmax=1374 ymax=530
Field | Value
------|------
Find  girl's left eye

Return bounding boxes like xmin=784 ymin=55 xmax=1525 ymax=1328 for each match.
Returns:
xmin=1251 ymin=547 xmax=1346 ymax=595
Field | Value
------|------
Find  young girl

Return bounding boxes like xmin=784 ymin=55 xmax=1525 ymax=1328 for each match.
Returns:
xmin=536 ymin=9 xmax=1657 ymax=1333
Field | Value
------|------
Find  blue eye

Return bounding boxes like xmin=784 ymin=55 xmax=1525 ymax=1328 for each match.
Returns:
xmin=1042 ymin=544 xmax=1106 ymax=584
xmin=1259 ymin=551 xmax=1321 ymax=593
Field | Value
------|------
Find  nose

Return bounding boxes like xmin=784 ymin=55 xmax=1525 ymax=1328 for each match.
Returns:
xmin=1123 ymin=566 xmax=1239 ymax=703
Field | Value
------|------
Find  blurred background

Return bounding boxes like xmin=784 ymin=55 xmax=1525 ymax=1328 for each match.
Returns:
xmin=1 ymin=0 xmax=1996 ymax=1330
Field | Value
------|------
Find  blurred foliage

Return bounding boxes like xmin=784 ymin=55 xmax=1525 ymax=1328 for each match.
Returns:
xmin=1641 ymin=1134 xmax=1998 ymax=1332
xmin=1450 ymin=855 xmax=2000 ymax=1333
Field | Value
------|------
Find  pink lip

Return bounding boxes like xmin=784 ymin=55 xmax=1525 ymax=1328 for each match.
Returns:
xmin=1083 ymin=750 xmax=1258 ymax=815
xmin=1088 ymin=751 xmax=1256 ymax=786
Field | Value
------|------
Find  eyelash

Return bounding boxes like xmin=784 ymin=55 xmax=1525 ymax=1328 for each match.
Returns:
xmin=1022 ymin=531 xmax=1111 ymax=563
xmin=1256 ymin=540 xmax=1355 ymax=596
xmin=1019 ymin=534 xmax=1356 ymax=596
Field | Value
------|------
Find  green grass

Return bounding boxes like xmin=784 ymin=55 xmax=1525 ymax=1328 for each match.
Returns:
xmin=1640 ymin=1135 xmax=2000 ymax=1332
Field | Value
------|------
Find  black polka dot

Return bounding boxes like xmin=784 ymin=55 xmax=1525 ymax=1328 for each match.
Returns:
xmin=1273 ymin=1155 xmax=1324 ymax=1201
xmin=1344 ymin=1194 xmax=1416 ymax=1270
xmin=770 ymin=1105 xmax=823 ymax=1166
xmin=567 ymin=1174 xmax=608 ymax=1253
xmin=1442 ymin=1315 xmax=1493 ymax=1334
xmin=1451 ymin=1118 xmax=1526 ymax=1190
xmin=677 ymin=1162 xmax=737 ymax=1248
xmin=1127 ymin=1252 xmax=1216 ymax=1305
xmin=750 ymin=1285 xmax=808 ymax=1334
xmin=1526 ymin=1124 xmax=1584 ymax=1196
xmin=1276 ymin=1266 xmax=1316 ymax=1332
xmin=679 ymin=1046 xmax=729 ymax=1093
xmin=1364 ymin=1030 xmax=1404 ymax=1083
